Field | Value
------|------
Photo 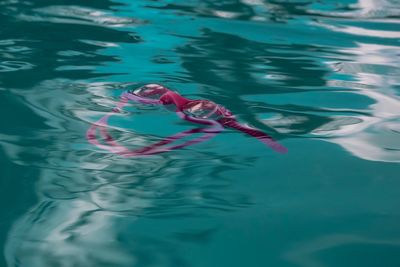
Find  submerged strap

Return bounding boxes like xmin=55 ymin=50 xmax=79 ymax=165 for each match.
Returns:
xmin=87 ymin=96 xmax=222 ymax=157
xmin=218 ymin=118 xmax=288 ymax=153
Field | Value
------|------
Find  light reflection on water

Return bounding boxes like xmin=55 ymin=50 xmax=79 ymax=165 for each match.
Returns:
xmin=1 ymin=0 xmax=400 ymax=266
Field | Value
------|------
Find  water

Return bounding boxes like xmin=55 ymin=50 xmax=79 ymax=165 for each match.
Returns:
xmin=1 ymin=0 xmax=400 ymax=266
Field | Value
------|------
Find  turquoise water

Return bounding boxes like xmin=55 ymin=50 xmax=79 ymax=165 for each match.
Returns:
xmin=1 ymin=0 xmax=400 ymax=266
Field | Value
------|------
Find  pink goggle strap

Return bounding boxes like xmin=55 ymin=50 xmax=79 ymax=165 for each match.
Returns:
xmin=86 ymin=95 xmax=222 ymax=157
xmin=218 ymin=118 xmax=288 ymax=154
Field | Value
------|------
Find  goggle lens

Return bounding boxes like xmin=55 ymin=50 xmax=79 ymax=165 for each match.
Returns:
xmin=131 ymin=84 xmax=168 ymax=99
xmin=182 ymin=100 xmax=222 ymax=119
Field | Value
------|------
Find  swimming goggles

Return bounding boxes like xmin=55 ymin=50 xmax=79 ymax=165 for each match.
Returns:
xmin=87 ymin=84 xmax=287 ymax=156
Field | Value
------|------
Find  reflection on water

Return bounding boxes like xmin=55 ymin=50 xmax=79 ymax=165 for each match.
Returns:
xmin=317 ymin=43 xmax=400 ymax=162
xmin=285 ymin=233 xmax=400 ymax=267
xmin=1 ymin=0 xmax=400 ymax=266
xmin=5 ymin=80 xmax=250 ymax=266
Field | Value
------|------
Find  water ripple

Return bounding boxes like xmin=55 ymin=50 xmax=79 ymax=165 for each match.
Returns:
xmin=2 ymin=0 xmax=400 ymax=266
xmin=15 ymin=5 xmax=145 ymax=28
xmin=0 ymin=61 xmax=34 ymax=72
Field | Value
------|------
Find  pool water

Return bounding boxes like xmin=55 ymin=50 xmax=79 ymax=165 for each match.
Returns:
xmin=1 ymin=1 xmax=400 ymax=266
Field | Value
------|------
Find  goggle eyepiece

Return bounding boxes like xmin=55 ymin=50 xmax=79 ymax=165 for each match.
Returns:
xmin=182 ymin=100 xmax=224 ymax=119
xmin=129 ymin=84 xmax=169 ymax=99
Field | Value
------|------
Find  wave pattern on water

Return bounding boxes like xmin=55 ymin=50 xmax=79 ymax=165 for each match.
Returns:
xmin=1 ymin=0 xmax=400 ymax=267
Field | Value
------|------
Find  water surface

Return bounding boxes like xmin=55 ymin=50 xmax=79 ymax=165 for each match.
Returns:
xmin=1 ymin=0 xmax=400 ymax=266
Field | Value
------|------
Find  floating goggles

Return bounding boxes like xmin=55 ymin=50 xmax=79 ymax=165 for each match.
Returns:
xmin=87 ymin=84 xmax=287 ymax=156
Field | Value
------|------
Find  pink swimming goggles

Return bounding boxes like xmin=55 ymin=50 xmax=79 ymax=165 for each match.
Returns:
xmin=87 ymin=84 xmax=287 ymax=156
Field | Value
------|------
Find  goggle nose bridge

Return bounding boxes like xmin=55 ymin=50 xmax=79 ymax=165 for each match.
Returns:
xmin=131 ymin=87 xmax=223 ymax=119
